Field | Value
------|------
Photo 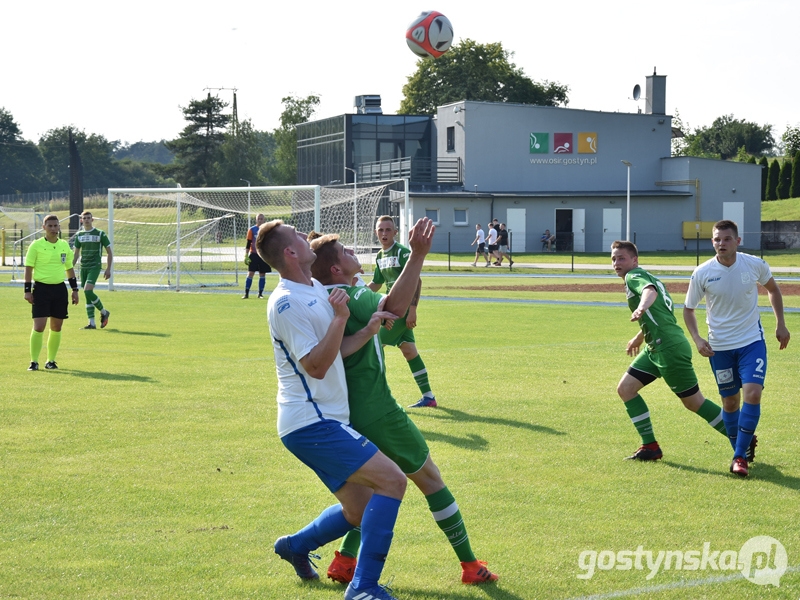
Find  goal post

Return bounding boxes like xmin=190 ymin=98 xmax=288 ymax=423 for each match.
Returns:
xmin=106 ymin=180 xmax=404 ymax=290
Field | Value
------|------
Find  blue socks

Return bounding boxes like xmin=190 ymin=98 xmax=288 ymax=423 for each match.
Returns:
xmin=290 ymin=505 xmax=353 ymax=554
xmin=351 ymin=494 xmax=401 ymax=590
xmin=735 ymin=403 xmax=760 ymax=459
xmin=722 ymin=409 xmax=740 ymax=450
xmin=245 ymin=276 xmax=253 ymax=293
xmin=258 ymin=275 xmax=266 ymax=295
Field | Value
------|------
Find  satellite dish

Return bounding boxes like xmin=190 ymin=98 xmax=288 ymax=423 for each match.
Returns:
xmin=632 ymin=84 xmax=641 ymax=101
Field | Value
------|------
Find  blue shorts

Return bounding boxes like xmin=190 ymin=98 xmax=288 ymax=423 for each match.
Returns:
xmin=281 ymin=419 xmax=379 ymax=493
xmin=708 ymin=339 xmax=767 ymax=397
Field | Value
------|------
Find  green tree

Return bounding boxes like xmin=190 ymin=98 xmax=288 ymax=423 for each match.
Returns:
xmin=0 ymin=107 xmax=45 ymax=194
xmin=269 ymin=95 xmax=319 ymax=186
xmin=776 ymin=158 xmax=793 ymax=199
xmin=758 ymin=156 xmax=769 ymax=201
xmin=399 ymin=39 xmax=569 ymax=115
xmin=214 ymin=120 xmax=272 ymax=186
xmin=38 ymin=127 xmax=120 ymax=189
xmin=163 ymin=94 xmax=231 ymax=187
xmin=683 ymin=115 xmax=774 ymax=160
xmin=765 ymin=159 xmax=780 ymax=201
xmin=114 ymin=141 xmax=174 ymax=164
xmin=780 ymin=124 xmax=800 ymax=157
xmin=791 ymin=151 xmax=800 ymax=199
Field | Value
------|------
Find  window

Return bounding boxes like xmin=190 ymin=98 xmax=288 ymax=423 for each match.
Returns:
xmin=454 ymin=209 xmax=468 ymax=225
xmin=446 ymin=126 xmax=455 ymax=152
xmin=425 ymin=209 xmax=440 ymax=224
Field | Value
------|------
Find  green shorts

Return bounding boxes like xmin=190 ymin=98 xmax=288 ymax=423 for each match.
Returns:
xmin=355 ymin=406 xmax=429 ymax=474
xmin=379 ymin=317 xmax=415 ymax=347
xmin=629 ymin=338 xmax=699 ymax=397
xmin=80 ymin=267 xmax=102 ymax=287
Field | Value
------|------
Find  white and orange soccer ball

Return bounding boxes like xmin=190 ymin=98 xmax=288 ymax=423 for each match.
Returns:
xmin=405 ymin=11 xmax=454 ymax=59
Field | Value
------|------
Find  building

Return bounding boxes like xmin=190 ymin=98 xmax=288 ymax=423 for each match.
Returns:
xmin=296 ymin=74 xmax=761 ymax=253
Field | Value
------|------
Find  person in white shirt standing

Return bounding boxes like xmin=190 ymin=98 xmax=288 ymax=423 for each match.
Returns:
xmin=470 ymin=224 xmax=488 ymax=267
xmin=683 ymin=220 xmax=790 ymax=477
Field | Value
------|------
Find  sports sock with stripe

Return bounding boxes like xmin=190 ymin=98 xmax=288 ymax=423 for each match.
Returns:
xmin=426 ymin=486 xmax=475 ymax=562
xmin=695 ymin=399 xmax=729 ymax=436
xmin=624 ymin=394 xmax=656 ymax=445
xmin=407 ymin=354 xmax=432 ymax=396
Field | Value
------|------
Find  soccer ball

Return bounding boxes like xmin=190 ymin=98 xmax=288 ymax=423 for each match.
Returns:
xmin=406 ymin=11 xmax=454 ymax=59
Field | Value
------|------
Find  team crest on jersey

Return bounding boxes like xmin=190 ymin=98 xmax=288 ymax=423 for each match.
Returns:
xmin=715 ymin=368 xmax=734 ymax=384
xmin=741 ymin=272 xmax=751 ymax=284
xmin=60 ymin=253 xmax=66 ymax=263
xmin=278 ymin=302 xmax=290 ymax=313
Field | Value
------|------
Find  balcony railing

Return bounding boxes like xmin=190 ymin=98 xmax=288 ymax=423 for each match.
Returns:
xmin=357 ymin=157 xmax=462 ymax=184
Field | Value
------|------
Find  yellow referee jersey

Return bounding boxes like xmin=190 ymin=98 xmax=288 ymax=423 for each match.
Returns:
xmin=25 ymin=237 xmax=74 ymax=284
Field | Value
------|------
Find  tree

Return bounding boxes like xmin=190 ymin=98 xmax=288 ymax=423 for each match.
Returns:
xmin=38 ymin=127 xmax=120 ymax=189
xmin=780 ymin=124 xmax=800 ymax=157
xmin=776 ymin=158 xmax=793 ymax=199
xmin=214 ymin=119 xmax=272 ymax=186
xmin=268 ymin=95 xmax=319 ymax=186
xmin=682 ymin=115 xmax=774 ymax=160
xmin=0 ymin=107 xmax=45 ymax=194
xmin=765 ymin=159 xmax=780 ymax=201
xmin=163 ymin=94 xmax=231 ymax=187
xmin=114 ymin=141 xmax=174 ymax=164
xmin=758 ymin=156 xmax=769 ymax=201
xmin=399 ymin=39 xmax=569 ymax=115
xmin=791 ymin=151 xmax=800 ymax=199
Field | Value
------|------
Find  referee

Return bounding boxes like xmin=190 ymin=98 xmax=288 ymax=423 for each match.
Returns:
xmin=24 ymin=215 xmax=80 ymax=371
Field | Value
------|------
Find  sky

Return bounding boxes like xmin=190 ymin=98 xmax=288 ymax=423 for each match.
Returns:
xmin=4 ymin=0 xmax=799 ymax=146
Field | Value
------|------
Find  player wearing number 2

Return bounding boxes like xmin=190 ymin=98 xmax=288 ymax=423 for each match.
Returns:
xmin=611 ymin=241 xmax=730 ymax=462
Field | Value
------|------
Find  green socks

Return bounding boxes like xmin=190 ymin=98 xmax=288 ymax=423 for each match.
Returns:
xmin=426 ymin=486 xmax=475 ymax=563
xmin=624 ymin=394 xmax=656 ymax=444
xmin=695 ymin=399 xmax=729 ymax=436
xmin=407 ymin=354 xmax=432 ymax=395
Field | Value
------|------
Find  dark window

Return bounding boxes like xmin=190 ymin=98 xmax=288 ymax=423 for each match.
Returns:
xmin=446 ymin=126 xmax=455 ymax=152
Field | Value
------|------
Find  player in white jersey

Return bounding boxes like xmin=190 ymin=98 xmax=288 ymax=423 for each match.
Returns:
xmin=684 ymin=220 xmax=790 ymax=477
xmin=257 ymin=219 xmax=407 ymax=600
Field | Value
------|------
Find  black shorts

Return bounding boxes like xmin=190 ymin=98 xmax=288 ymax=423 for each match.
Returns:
xmin=248 ymin=252 xmax=271 ymax=274
xmin=488 ymin=244 xmax=498 ymax=252
xmin=477 ymin=243 xmax=486 ymax=253
xmin=32 ymin=282 xmax=69 ymax=320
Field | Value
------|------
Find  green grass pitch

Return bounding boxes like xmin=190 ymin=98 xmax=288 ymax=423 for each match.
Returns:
xmin=1 ymin=283 xmax=799 ymax=599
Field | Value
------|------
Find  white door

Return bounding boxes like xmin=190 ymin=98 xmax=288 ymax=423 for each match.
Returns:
xmin=723 ymin=201 xmax=744 ymax=245
xmin=603 ymin=208 xmax=622 ymax=251
xmin=573 ymin=209 xmax=586 ymax=252
xmin=506 ymin=208 xmax=526 ymax=253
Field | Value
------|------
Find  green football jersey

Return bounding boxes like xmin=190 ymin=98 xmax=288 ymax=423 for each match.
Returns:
xmin=372 ymin=242 xmax=410 ymax=292
xmin=74 ymin=228 xmax=110 ymax=269
xmin=624 ymin=267 xmax=686 ymax=352
xmin=326 ymin=284 xmax=400 ymax=429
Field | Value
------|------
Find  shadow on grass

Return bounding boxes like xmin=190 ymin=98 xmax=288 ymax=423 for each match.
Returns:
xmin=103 ymin=329 xmax=171 ymax=338
xmin=413 ymin=406 xmax=566 ymax=449
xmin=660 ymin=460 xmax=800 ymax=490
xmin=49 ymin=369 xmax=157 ymax=383
xmin=402 ymin=583 xmax=523 ymax=600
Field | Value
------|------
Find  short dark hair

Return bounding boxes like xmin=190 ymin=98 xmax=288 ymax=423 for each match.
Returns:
xmin=43 ymin=214 xmax=59 ymax=224
xmin=713 ymin=219 xmax=738 ymax=237
xmin=610 ymin=240 xmax=638 ymax=257
xmin=375 ymin=215 xmax=396 ymax=229
xmin=309 ymin=234 xmax=341 ymax=284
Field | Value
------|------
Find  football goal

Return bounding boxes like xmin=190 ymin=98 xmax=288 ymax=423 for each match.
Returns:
xmin=105 ymin=181 xmax=406 ymax=290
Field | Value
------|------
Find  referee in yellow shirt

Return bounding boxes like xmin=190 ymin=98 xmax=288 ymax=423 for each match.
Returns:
xmin=23 ymin=215 xmax=80 ymax=371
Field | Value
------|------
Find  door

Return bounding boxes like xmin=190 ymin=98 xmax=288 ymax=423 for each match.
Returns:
xmin=723 ymin=201 xmax=744 ymax=245
xmin=506 ymin=208 xmax=526 ymax=253
xmin=556 ymin=208 xmax=585 ymax=252
xmin=603 ymin=208 xmax=622 ymax=251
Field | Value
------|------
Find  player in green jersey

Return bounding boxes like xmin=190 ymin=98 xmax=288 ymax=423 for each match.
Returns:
xmin=369 ymin=215 xmax=438 ymax=408
xmin=310 ymin=230 xmax=498 ymax=587
xmin=611 ymin=241 xmax=729 ymax=461
xmin=73 ymin=211 xmax=113 ymax=329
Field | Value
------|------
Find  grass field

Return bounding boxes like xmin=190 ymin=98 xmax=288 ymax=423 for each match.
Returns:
xmin=1 ymin=281 xmax=799 ymax=600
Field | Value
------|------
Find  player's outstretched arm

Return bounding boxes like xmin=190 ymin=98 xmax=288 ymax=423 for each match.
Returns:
xmin=299 ymin=288 xmax=350 ymax=378
xmin=630 ymin=285 xmax=657 ymax=322
xmin=382 ymin=218 xmax=434 ymax=317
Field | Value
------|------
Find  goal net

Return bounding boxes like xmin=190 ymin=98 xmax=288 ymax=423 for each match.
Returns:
xmin=106 ymin=181 xmax=404 ymax=290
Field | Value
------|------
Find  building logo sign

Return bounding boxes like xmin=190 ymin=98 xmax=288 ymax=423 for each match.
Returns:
xmin=530 ymin=132 xmax=549 ymax=154
xmin=529 ymin=132 xmax=598 ymax=154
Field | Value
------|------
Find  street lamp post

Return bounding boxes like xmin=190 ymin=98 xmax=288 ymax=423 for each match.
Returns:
xmin=344 ymin=167 xmax=357 ymax=256
xmin=240 ymin=179 xmax=251 ymax=231
xmin=621 ymin=161 xmax=632 ymax=241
